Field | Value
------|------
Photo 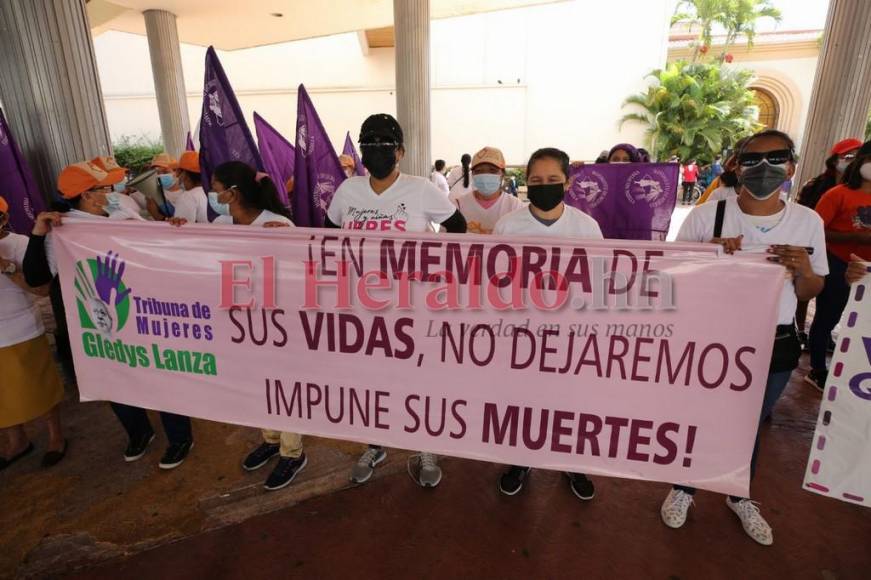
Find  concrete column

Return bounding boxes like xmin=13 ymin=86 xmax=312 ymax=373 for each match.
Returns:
xmin=144 ymin=9 xmax=190 ymax=158
xmin=794 ymin=0 xmax=871 ymax=189
xmin=393 ymin=0 xmax=431 ymax=178
xmin=0 ymin=0 xmax=111 ymax=199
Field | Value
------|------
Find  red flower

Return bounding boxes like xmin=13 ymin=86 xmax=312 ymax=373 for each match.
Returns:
xmin=699 ymin=45 xmax=709 ymax=54
xmin=724 ymin=53 xmax=734 ymax=63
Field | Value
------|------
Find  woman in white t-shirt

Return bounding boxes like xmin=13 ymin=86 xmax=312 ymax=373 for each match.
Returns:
xmin=172 ymin=161 xmax=303 ymax=492
xmin=456 ymin=146 xmax=523 ymax=234
xmin=493 ymin=147 xmax=602 ymax=502
xmin=447 ymin=153 xmax=475 ymax=203
xmin=0 ymin=197 xmax=66 ymax=470
xmin=662 ymin=130 xmax=827 ymax=547
xmin=326 ymin=113 xmax=467 ymax=489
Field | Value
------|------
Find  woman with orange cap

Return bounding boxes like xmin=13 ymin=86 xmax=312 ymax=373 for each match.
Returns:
xmin=0 ymin=195 xmax=67 ymax=470
xmin=148 ymin=151 xmax=209 ymax=224
xmin=22 ymin=163 xmax=195 ymax=469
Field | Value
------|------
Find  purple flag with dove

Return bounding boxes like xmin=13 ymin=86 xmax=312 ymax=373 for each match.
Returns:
xmin=198 ymin=46 xmax=264 ymax=193
xmin=565 ymin=162 xmax=679 ymax=240
xmin=292 ymin=85 xmax=346 ymax=227
xmin=0 ymin=107 xmax=45 ymax=234
xmin=254 ymin=112 xmax=295 ymax=208
xmin=342 ymin=131 xmax=366 ymax=176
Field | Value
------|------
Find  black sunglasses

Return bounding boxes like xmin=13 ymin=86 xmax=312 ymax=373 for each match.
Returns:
xmin=737 ymin=149 xmax=793 ymax=168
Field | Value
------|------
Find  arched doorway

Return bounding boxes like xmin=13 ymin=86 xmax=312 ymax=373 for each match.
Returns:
xmin=751 ymin=88 xmax=779 ymax=129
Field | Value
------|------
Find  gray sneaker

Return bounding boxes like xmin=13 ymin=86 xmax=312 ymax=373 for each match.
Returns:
xmin=408 ymin=452 xmax=442 ymax=488
xmin=350 ymin=447 xmax=387 ymax=484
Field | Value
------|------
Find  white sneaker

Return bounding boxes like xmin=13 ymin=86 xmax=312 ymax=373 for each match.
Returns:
xmin=660 ymin=488 xmax=694 ymax=529
xmin=726 ymin=497 xmax=774 ymax=546
xmin=408 ymin=452 xmax=442 ymax=488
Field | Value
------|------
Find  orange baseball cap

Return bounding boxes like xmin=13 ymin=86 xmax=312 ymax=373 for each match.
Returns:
xmin=175 ymin=151 xmax=200 ymax=173
xmin=90 ymin=156 xmax=127 ymax=186
xmin=0 ymin=196 xmax=8 ymax=214
xmin=57 ymin=162 xmax=109 ymax=199
xmin=150 ymin=152 xmax=177 ymax=170
xmin=831 ymin=138 xmax=863 ymax=156
xmin=471 ymin=146 xmax=506 ymax=170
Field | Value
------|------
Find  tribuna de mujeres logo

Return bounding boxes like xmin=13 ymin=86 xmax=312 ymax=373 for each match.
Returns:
xmin=74 ymin=251 xmax=217 ymax=376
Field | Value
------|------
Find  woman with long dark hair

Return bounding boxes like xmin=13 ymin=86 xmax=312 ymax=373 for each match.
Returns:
xmin=447 ymin=153 xmax=474 ymax=203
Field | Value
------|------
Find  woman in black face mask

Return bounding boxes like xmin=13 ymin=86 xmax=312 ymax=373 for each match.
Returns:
xmin=323 ymin=113 xmax=466 ymax=489
xmin=492 ymin=148 xmax=603 ymax=501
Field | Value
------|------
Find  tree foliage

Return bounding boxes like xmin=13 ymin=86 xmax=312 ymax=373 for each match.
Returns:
xmin=672 ymin=0 xmax=781 ymax=62
xmin=112 ymin=135 xmax=164 ymax=175
xmin=620 ymin=61 xmax=761 ymax=162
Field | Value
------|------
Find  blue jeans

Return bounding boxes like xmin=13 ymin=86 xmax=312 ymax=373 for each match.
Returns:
xmin=674 ymin=370 xmax=793 ymax=499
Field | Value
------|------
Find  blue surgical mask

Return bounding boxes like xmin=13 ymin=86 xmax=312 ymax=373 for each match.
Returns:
xmin=113 ymin=179 xmax=128 ymax=193
xmin=208 ymin=190 xmax=231 ymax=216
xmin=472 ymin=173 xmax=502 ymax=196
xmin=158 ymin=174 xmax=176 ymax=189
xmin=104 ymin=192 xmax=123 ymax=212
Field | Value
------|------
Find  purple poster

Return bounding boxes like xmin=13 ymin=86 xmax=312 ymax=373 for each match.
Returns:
xmin=566 ymin=162 xmax=679 ymax=240
xmin=0 ymin=108 xmax=45 ymax=234
xmin=292 ymin=85 xmax=346 ymax=227
xmin=342 ymin=132 xmax=366 ymax=176
xmin=254 ymin=113 xmax=295 ymax=208
xmin=198 ymin=46 xmax=264 ymax=193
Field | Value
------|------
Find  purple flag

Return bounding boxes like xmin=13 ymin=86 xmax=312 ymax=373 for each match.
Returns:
xmin=0 ymin=108 xmax=45 ymax=234
xmin=342 ymin=132 xmax=366 ymax=176
xmin=292 ymin=85 xmax=346 ymax=227
xmin=185 ymin=131 xmax=195 ymax=152
xmin=254 ymin=112 xmax=295 ymax=208
xmin=198 ymin=46 xmax=264 ymax=193
xmin=565 ymin=162 xmax=679 ymax=240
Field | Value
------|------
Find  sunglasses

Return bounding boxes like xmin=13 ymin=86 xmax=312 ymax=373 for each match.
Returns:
xmin=737 ymin=149 xmax=793 ymax=168
xmin=360 ymin=141 xmax=398 ymax=148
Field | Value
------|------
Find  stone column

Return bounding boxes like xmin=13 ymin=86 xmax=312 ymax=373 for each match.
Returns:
xmin=144 ymin=9 xmax=190 ymax=158
xmin=794 ymin=0 xmax=871 ymax=189
xmin=0 ymin=0 xmax=111 ymax=199
xmin=393 ymin=0 xmax=431 ymax=177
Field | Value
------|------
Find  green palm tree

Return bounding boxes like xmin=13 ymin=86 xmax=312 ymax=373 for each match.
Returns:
xmin=673 ymin=0 xmax=781 ymax=61
xmin=620 ymin=61 xmax=761 ymax=161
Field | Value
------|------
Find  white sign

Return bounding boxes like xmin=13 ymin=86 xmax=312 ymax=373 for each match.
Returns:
xmin=804 ymin=265 xmax=871 ymax=508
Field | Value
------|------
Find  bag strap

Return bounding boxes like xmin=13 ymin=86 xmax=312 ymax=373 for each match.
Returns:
xmin=713 ymin=199 xmax=726 ymax=239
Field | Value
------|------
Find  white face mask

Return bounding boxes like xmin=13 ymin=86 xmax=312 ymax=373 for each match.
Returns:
xmin=860 ymin=162 xmax=871 ymax=182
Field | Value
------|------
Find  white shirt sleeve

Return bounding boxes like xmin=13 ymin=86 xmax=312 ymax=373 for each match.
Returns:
xmin=422 ymin=180 xmax=461 ymax=224
xmin=326 ymin=184 xmax=348 ymax=226
xmin=806 ymin=212 xmax=830 ymax=277
xmin=173 ymin=192 xmax=199 ymax=223
xmin=676 ymin=207 xmax=707 ymax=243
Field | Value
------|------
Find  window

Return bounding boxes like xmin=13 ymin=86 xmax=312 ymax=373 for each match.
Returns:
xmin=752 ymin=88 xmax=779 ymax=129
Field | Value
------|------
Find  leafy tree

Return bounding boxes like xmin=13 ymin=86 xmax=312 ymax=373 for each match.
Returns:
xmin=620 ymin=61 xmax=761 ymax=162
xmin=112 ymin=135 xmax=164 ymax=175
xmin=672 ymin=0 xmax=781 ymax=61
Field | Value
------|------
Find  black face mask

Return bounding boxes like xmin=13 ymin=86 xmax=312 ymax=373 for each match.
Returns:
xmin=720 ymin=170 xmax=738 ymax=187
xmin=527 ymin=183 xmax=565 ymax=211
xmin=361 ymin=146 xmax=397 ymax=179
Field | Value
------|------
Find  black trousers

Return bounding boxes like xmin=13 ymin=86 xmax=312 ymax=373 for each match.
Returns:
xmin=681 ymin=181 xmax=696 ymax=202
xmin=809 ymin=253 xmax=851 ymax=371
xmin=110 ymin=403 xmax=192 ymax=445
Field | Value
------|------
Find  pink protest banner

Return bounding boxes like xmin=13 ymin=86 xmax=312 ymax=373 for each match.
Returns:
xmin=52 ymin=221 xmax=785 ymax=496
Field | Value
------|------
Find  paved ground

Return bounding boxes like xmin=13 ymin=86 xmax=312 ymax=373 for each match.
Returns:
xmin=4 ymin=354 xmax=868 ymax=579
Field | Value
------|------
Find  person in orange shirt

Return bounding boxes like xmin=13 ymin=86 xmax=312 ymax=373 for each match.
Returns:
xmin=806 ymin=140 xmax=871 ymax=391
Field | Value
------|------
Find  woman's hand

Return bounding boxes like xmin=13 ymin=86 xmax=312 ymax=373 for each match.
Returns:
xmin=263 ymin=221 xmax=291 ymax=228
xmin=846 ymin=254 xmax=868 ymax=284
xmin=710 ymin=235 xmax=743 ymax=254
xmin=167 ymin=217 xmax=188 ymax=227
xmin=767 ymin=245 xmax=813 ymax=278
xmin=32 ymin=212 xmax=63 ymax=236
xmin=146 ymin=198 xmax=166 ymax=221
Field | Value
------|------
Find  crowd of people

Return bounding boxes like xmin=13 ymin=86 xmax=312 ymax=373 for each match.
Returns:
xmin=1 ymin=111 xmax=869 ymax=548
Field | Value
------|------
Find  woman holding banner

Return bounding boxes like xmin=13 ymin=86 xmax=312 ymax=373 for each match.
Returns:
xmin=662 ymin=129 xmax=828 ymax=546
xmin=23 ymin=162 xmax=196 ymax=471
xmin=325 ymin=113 xmax=467 ymax=488
xmin=492 ymin=147 xmax=602 ymax=501
xmin=0 ymin=196 xmax=67 ymax=470
xmin=171 ymin=160 xmax=306 ymax=491
xmin=455 ymin=146 xmax=523 ymax=234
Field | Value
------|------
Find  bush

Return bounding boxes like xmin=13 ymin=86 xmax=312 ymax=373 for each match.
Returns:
xmin=113 ymin=135 xmax=164 ymax=175
xmin=504 ymin=166 xmax=526 ymax=187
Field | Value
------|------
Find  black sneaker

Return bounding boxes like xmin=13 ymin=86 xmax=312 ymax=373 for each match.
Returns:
xmin=242 ymin=442 xmax=281 ymax=471
xmin=124 ymin=431 xmax=155 ymax=462
xmin=159 ymin=441 xmax=194 ymax=470
xmin=499 ymin=465 xmax=530 ymax=495
xmin=264 ymin=454 xmax=308 ymax=491
xmin=804 ymin=369 xmax=828 ymax=393
xmin=566 ymin=472 xmax=595 ymax=500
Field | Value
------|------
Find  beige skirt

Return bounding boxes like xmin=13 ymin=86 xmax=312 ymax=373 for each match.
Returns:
xmin=0 ymin=334 xmax=65 ymax=428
